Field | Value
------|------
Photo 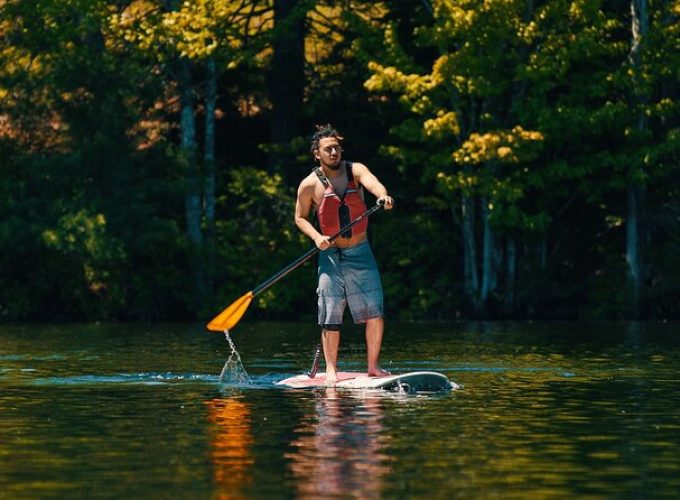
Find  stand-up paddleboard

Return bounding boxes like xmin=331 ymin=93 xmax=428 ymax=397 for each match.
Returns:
xmin=276 ymin=371 xmax=458 ymax=392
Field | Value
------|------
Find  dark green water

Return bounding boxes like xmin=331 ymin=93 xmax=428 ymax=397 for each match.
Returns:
xmin=1 ymin=321 xmax=679 ymax=498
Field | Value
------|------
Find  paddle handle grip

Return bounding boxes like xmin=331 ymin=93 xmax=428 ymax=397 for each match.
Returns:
xmin=252 ymin=201 xmax=384 ymax=296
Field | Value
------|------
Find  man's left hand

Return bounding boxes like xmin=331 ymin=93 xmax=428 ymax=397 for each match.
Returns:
xmin=378 ymin=196 xmax=394 ymax=210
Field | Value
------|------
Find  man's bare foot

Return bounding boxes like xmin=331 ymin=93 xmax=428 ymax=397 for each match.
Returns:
xmin=325 ymin=370 xmax=338 ymax=386
xmin=368 ymin=367 xmax=391 ymax=377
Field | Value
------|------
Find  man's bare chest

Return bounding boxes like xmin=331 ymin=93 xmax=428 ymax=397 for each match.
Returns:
xmin=311 ymin=169 xmax=349 ymax=206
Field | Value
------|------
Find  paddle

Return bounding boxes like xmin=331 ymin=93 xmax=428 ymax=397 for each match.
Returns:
xmin=207 ymin=200 xmax=385 ymax=332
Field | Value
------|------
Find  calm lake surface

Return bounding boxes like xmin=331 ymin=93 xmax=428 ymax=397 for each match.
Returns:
xmin=1 ymin=321 xmax=680 ymax=498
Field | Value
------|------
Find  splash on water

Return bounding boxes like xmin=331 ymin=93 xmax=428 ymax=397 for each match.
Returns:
xmin=219 ymin=330 xmax=252 ymax=385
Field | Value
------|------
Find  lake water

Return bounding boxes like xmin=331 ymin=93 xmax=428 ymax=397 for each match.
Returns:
xmin=1 ymin=321 xmax=679 ymax=498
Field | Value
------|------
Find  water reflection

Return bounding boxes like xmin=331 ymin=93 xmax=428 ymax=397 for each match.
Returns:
xmin=3 ymin=322 xmax=680 ymax=498
xmin=205 ymin=398 xmax=254 ymax=497
xmin=287 ymin=389 xmax=391 ymax=498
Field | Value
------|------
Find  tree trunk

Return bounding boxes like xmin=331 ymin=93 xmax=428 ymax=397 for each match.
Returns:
xmin=178 ymin=57 xmax=206 ymax=308
xmin=204 ymin=57 xmax=216 ymax=240
xmin=179 ymin=58 xmax=202 ymax=246
xmin=480 ymin=198 xmax=495 ymax=313
xmin=460 ymin=192 xmax=480 ymax=313
xmin=268 ymin=0 xmax=306 ymax=171
xmin=626 ymin=184 xmax=645 ymax=317
xmin=203 ymin=56 xmax=217 ymax=296
xmin=539 ymin=238 xmax=547 ymax=270
xmin=503 ymin=237 xmax=516 ymax=315
xmin=626 ymin=0 xmax=649 ymax=318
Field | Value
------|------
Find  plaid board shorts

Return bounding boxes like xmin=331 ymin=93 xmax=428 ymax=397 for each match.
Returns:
xmin=317 ymin=240 xmax=384 ymax=328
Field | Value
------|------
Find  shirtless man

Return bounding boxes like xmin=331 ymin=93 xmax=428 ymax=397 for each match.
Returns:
xmin=295 ymin=124 xmax=394 ymax=384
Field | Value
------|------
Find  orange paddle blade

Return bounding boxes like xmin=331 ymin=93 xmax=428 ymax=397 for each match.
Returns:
xmin=207 ymin=291 xmax=255 ymax=332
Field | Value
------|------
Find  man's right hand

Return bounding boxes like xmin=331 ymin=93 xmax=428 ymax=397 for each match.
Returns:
xmin=314 ymin=235 xmax=334 ymax=250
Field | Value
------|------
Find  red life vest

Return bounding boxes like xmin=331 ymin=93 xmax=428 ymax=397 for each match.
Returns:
xmin=315 ymin=162 xmax=368 ymax=238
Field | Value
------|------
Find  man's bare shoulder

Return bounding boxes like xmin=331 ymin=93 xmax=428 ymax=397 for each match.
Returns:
xmin=297 ymin=171 xmax=318 ymax=193
xmin=350 ymin=162 xmax=371 ymax=178
xmin=300 ymin=172 xmax=316 ymax=188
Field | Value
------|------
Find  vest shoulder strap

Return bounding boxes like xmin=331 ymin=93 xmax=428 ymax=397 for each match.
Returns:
xmin=345 ymin=161 xmax=364 ymax=200
xmin=314 ymin=161 xmax=353 ymax=188
xmin=346 ymin=161 xmax=354 ymax=182
xmin=313 ymin=167 xmax=330 ymax=188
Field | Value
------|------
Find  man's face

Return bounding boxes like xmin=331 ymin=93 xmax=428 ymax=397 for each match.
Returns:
xmin=316 ymin=137 xmax=342 ymax=170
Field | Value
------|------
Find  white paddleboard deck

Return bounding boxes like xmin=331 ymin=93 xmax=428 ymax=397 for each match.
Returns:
xmin=276 ymin=371 xmax=458 ymax=392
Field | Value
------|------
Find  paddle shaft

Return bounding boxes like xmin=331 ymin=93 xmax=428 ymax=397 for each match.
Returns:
xmin=251 ymin=201 xmax=384 ymax=297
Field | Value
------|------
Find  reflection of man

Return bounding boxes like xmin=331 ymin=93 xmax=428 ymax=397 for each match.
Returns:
xmin=287 ymin=389 xmax=391 ymax=498
xmin=205 ymin=398 xmax=254 ymax=496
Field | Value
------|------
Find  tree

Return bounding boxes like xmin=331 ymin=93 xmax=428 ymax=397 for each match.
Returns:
xmin=267 ymin=0 xmax=307 ymax=171
xmin=108 ymin=0 xmax=272 ymax=307
xmin=621 ymin=0 xmax=680 ymax=318
xmin=0 ymin=0 xmax=176 ymax=319
xmin=366 ymin=0 xmax=551 ymax=315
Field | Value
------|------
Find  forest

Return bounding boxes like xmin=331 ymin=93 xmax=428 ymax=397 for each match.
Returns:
xmin=1 ymin=0 xmax=679 ymax=323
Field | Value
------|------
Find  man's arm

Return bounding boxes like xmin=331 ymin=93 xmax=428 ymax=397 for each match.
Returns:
xmin=295 ymin=179 xmax=334 ymax=250
xmin=352 ymin=163 xmax=394 ymax=210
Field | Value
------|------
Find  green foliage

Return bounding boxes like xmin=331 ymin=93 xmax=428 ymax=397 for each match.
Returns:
xmin=585 ymin=254 xmax=631 ymax=320
xmin=0 ymin=154 xmax=123 ymax=320
xmin=364 ymin=0 xmax=680 ymax=318
xmin=373 ymin=202 xmax=462 ymax=320
xmin=107 ymin=0 xmax=271 ymax=63
xmin=209 ymin=166 xmax=314 ymax=321
xmin=1 ymin=0 xmax=680 ymax=322
xmin=365 ymin=1 xmax=560 ymax=317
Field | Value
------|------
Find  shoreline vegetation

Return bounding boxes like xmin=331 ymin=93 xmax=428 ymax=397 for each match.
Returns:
xmin=1 ymin=1 xmax=679 ymax=323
